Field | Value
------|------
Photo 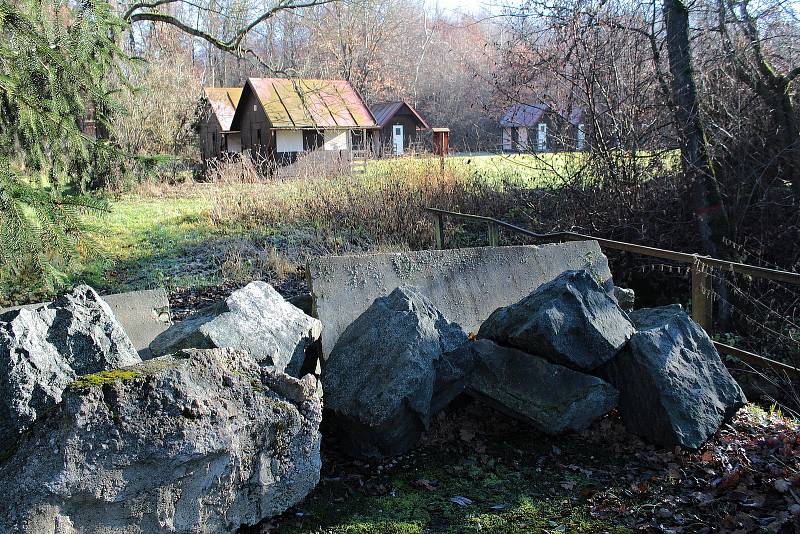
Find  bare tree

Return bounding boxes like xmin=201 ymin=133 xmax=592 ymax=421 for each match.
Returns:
xmin=121 ymin=0 xmax=338 ymax=70
xmin=713 ymin=0 xmax=800 ymax=195
xmin=664 ymin=0 xmax=730 ymax=256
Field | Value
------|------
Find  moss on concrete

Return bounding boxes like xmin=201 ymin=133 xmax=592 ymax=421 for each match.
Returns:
xmin=69 ymin=369 xmax=140 ymax=390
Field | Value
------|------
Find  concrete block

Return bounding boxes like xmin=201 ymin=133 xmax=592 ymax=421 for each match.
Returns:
xmin=308 ymin=242 xmax=612 ymax=356
xmin=101 ymin=289 xmax=171 ymax=358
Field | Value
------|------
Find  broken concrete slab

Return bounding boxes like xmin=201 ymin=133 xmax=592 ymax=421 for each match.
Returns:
xmin=101 ymin=289 xmax=171 ymax=358
xmin=1 ymin=288 xmax=171 ymax=359
xmin=308 ymin=242 xmax=612 ymax=356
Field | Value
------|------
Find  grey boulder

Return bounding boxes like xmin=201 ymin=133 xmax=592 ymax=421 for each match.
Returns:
xmin=439 ymin=339 xmax=618 ymax=434
xmin=0 ymin=348 xmax=322 ymax=533
xmin=0 ymin=285 xmax=140 ymax=454
xmin=323 ymin=285 xmax=467 ymax=457
xmin=149 ymin=281 xmax=322 ymax=376
xmin=597 ymin=305 xmax=747 ymax=448
xmin=613 ymin=286 xmax=635 ymax=311
xmin=479 ymin=269 xmax=634 ymax=370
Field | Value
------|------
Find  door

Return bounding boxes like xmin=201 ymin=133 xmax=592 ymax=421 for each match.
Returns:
xmin=576 ymin=123 xmax=585 ymax=150
xmin=537 ymin=123 xmax=547 ymax=151
xmin=393 ymin=124 xmax=404 ymax=155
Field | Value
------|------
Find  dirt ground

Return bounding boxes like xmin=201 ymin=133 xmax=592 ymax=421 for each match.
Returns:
xmin=249 ymin=400 xmax=800 ymax=534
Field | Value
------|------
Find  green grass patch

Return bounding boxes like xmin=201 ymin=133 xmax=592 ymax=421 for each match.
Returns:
xmin=75 ymin=190 xmax=229 ymax=292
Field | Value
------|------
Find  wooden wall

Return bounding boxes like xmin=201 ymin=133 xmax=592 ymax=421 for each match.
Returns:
xmin=378 ymin=106 xmax=423 ymax=154
xmin=237 ymin=88 xmax=273 ymax=161
xmin=198 ymin=113 xmax=224 ymax=161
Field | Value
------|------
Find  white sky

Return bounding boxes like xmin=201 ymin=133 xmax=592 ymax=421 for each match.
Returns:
xmin=426 ymin=0 xmax=502 ymax=16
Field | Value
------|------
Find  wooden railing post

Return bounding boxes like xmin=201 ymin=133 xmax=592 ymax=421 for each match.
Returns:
xmin=692 ymin=261 xmax=713 ymax=332
xmin=433 ymin=213 xmax=445 ymax=249
xmin=488 ymin=221 xmax=499 ymax=247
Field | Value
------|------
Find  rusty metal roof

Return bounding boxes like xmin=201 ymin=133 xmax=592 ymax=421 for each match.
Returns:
xmin=246 ymin=78 xmax=377 ymax=129
xmin=371 ymin=101 xmax=430 ymax=129
xmin=203 ymin=87 xmax=242 ymax=132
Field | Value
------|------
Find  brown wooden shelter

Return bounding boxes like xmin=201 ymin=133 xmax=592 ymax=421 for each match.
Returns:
xmin=198 ymin=87 xmax=243 ymax=162
xmin=229 ymin=77 xmax=378 ymax=166
xmin=370 ymin=101 xmax=430 ymax=156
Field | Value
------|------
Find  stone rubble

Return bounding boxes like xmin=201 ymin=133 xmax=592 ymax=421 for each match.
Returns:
xmin=0 ymin=260 xmax=748 ymax=531
xmin=0 ymin=284 xmax=140 ymax=454
xmin=149 ymin=281 xmax=322 ymax=377
xmin=0 ymin=348 xmax=322 ymax=534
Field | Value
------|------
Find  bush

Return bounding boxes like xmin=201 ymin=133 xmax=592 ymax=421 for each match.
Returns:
xmin=207 ymin=157 xmax=516 ymax=251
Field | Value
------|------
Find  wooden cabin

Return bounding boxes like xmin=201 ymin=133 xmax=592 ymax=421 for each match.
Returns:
xmin=370 ymin=101 xmax=430 ymax=156
xmin=229 ymin=78 xmax=378 ymax=166
xmin=198 ymin=87 xmax=243 ymax=162
xmin=500 ymin=103 xmax=588 ymax=152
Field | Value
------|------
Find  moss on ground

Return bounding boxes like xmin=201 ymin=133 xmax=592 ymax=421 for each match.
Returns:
xmin=275 ymin=447 xmax=633 ymax=534
xmin=267 ymin=402 xmax=637 ymax=534
xmin=69 ymin=369 xmax=140 ymax=390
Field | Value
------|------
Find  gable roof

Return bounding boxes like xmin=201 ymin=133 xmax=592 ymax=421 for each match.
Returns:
xmin=563 ymin=105 xmax=585 ymax=126
xmin=371 ymin=101 xmax=431 ymax=130
xmin=235 ymin=78 xmax=377 ymax=130
xmin=499 ymin=103 xmax=548 ymax=127
xmin=204 ymin=87 xmax=242 ymax=132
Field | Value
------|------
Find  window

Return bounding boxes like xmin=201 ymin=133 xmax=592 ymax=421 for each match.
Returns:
xmin=537 ymin=123 xmax=547 ymax=151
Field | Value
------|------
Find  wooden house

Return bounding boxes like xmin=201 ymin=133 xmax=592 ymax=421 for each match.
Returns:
xmin=370 ymin=101 xmax=430 ymax=156
xmin=198 ymin=87 xmax=243 ymax=162
xmin=229 ymin=78 xmax=378 ymax=166
xmin=500 ymin=103 xmax=588 ymax=152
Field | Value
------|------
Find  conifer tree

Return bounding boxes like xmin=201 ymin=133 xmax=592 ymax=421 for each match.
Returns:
xmin=0 ymin=0 xmax=124 ymax=298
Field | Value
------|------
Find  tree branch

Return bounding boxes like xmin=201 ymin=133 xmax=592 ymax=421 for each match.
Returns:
xmin=124 ymin=0 xmax=339 ymax=60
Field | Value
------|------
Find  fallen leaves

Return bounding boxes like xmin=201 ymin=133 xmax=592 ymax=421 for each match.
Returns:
xmin=264 ymin=401 xmax=800 ymax=534
xmin=412 ymin=478 xmax=438 ymax=491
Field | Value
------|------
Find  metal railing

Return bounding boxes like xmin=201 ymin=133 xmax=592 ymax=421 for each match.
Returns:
xmin=426 ymin=207 xmax=800 ymax=378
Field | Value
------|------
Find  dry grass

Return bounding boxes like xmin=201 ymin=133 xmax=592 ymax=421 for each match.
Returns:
xmin=216 ymin=241 xmax=298 ymax=284
xmin=206 ymin=157 xmax=515 ymax=251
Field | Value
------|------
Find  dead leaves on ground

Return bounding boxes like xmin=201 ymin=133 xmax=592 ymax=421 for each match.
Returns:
xmin=579 ymin=408 xmax=800 ymax=533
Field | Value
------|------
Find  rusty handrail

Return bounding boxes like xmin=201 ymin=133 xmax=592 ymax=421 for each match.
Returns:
xmin=426 ymin=208 xmax=800 ymax=285
xmin=426 ymin=207 xmax=800 ymax=378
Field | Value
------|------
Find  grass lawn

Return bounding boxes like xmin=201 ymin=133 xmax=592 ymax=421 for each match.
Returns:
xmin=367 ymin=151 xmax=678 ymax=189
xmin=58 ymin=149 xmax=676 ymax=302
xmin=77 ymin=188 xmax=223 ymax=293
xmin=366 ymin=153 xmax=581 ymax=188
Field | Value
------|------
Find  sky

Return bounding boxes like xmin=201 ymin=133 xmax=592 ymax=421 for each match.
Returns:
xmin=426 ymin=0 xmax=503 ymax=15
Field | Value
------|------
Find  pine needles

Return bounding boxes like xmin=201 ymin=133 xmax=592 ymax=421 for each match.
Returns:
xmin=0 ymin=0 xmax=124 ymax=300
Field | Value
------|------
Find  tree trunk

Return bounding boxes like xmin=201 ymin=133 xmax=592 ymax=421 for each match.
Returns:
xmin=773 ymin=87 xmax=800 ymax=196
xmin=665 ymin=0 xmax=733 ymax=327
xmin=663 ymin=0 xmax=730 ymax=257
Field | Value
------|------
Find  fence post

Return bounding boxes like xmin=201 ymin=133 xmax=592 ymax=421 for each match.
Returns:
xmin=488 ymin=221 xmax=500 ymax=247
xmin=433 ymin=213 xmax=445 ymax=249
xmin=691 ymin=261 xmax=713 ymax=332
